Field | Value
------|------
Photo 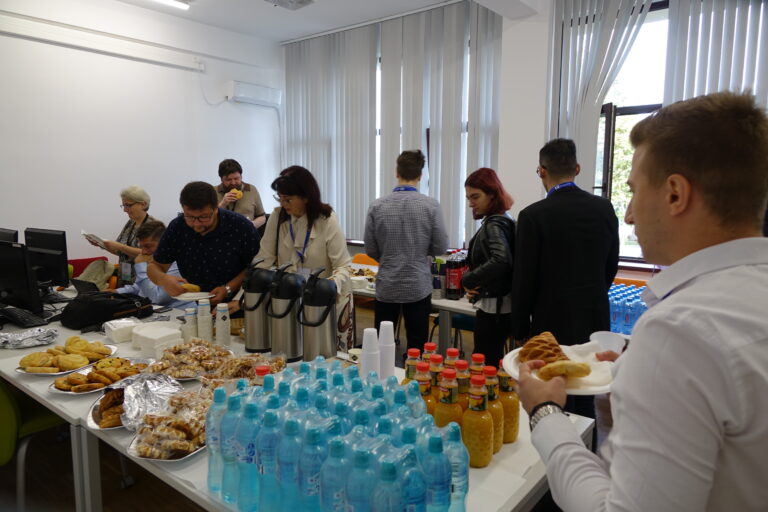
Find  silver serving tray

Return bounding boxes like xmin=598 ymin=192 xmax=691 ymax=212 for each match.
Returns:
xmin=126 ymin=433 xmax=206 ymax=462
xmin=86 ymin=394 xmax=124 ymax=430
xmin=49 ymin=357 xmax=154 ymax=395
xmin=16 ymin=345 xmax=118 ymax=376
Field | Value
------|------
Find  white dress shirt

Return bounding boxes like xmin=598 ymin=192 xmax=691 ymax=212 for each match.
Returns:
xmin=532 ymin=237 xmax=768 ymax=511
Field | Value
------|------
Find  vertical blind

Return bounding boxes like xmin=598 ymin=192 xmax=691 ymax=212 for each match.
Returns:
xmin=285 ymin=0 xmax=501 ymax=246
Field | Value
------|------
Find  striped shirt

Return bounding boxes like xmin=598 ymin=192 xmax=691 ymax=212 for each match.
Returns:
xmin=364 ymin=189 xmax=448 ymax=303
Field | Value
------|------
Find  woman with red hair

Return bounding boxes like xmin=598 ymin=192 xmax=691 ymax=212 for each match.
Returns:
xmin=461 ymin=167 xmax=515 ymax=364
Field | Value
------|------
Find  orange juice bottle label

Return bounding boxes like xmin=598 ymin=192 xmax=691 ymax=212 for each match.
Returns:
xmin=430 ymin=370 xmax=442 ymax=388
xmin=439 ymin=385 xmax=458 ymax=404
xmin=468 ymin=392 xmax=488 ymax=411
xmin=417 ymin=378 xmax=431 ymax=396
xmin=405 ymin=363 xmax=417 ymax=380
xmin=457 ymin=377 xmax=470 ymax=394
xmin=470 ymin=365 xmax=484 ymax=376
xmin=487 ymin=382 xmax=499 ymax=401
xmin=499 ymin=374 xmax=514 ymax=391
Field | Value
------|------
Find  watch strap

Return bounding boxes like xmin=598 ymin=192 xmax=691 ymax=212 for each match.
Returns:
xmin=529 ymin=401 xmax=565 ymax=431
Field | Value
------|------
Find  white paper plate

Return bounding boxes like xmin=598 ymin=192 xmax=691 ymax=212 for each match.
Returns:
xmin=16 ymin=345 xmax=118 ymax=376
xmin=502 ymin=341 xmax=613 ymax=395
xmin=48 ymin=357 xmax=153 ymax=395
xmin=171 ymin=292 xmax=215 ymax=301
xmin=126 ymin=434 xmax=205 ymax=462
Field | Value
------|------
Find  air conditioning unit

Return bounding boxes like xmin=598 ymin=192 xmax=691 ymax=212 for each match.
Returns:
xmin=225 ymin=81 xmax=282 ymax=109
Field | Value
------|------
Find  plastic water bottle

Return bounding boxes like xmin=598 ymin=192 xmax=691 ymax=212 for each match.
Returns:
xmin=236 ymin=402 xmax=261 ymax=512
xmin=181 ymin=307 xmax=197 ymax=341
xmin=334 ymin=402 xmax=352 ymax=435
xmin=406 ymin=380 xmax=427 ymax=418
xmin=215 ymin=302 xmax=231 ymax=346
xmin=346 ymin=365 xmax=360 ymax=389
xmin=277 ymin=419 xmax=302 ymax=512
xmin=321 ymin=438 xmax=350 ymax=512
xmin=300 ymin=426 xmax=328 ymax=511
xmin=364 ymin=370 xmax=380 ymax=400
xmin=400 ymin=445 xmax=427 ymax=512
xmin=221 ymin=395 xmax=243 ymax=503
xmin=370 ymin=399 xmax=389 ymax=432
xmin=378 ymin=321 xmax=396 ymax=379
xmin=371 ymin=460 xmax=402 ymax=512
xmin=257 ymin=411 xmax=281 ymax=512
xmin=443 ymin=423 xmax=469 ymax=512
xmin=347 ymin=448 xmax=376 ymax=512
xmin=277 ymin=380 xmax=292 ymax=407
xmin=422 ymin=435 xmax=451 ymax=512
xmin=206 ymin=387 xmax=227 ymax=494
xmin=383 ymin=376 xmax=400 ymax=408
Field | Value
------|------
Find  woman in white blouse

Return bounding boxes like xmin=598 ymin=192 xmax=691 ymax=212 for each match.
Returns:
xmin=255 ymin=166 xmax=353 ymax=350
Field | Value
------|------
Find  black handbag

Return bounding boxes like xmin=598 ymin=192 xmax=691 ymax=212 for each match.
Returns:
xmin=60 ymin=291 xmax=153 ymax=330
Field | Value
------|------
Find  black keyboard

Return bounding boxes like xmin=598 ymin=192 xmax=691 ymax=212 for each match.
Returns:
xmin=0 ymin=307 xmax=50 ymax=328
xmin=43 ymin=291 xmax=73 ymax=303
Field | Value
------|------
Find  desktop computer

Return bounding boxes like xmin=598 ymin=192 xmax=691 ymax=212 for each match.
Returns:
xmin=24 ymin=228 xmax=69 ymax=288
xmin=0 ymin=241 xmax=45 ymax=318
xmin=0 ymin=228 xmax=18 ymax=243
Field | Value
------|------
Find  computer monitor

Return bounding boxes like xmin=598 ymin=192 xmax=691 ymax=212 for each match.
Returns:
xmin=0 ymin=242 xmax=44 ymax=314
xmin=24 ymin=228 xmax=69 ymax=287
xmin=0 ymin=228 xmax=18 ymax=243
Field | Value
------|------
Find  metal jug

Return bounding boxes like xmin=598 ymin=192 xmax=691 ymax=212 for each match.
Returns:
xmin=297 ymin=267 xmax=337 ymax=360
xmin=265 ymin=263 xmax=305 ymax=362
xmin=242 ymin=259 xmax=272 ymax=353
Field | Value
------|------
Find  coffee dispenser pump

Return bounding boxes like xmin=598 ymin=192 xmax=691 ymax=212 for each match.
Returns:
xmin=266 ymin=262 xmax=305 ymax=362
xmin=297 ymin=267 xmax=337 ymax=360
xmin=242 ymin=258 xmax=272 ymax=353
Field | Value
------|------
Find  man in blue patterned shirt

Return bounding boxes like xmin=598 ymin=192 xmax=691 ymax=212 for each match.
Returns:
xmin=364 ymin=150 xmax=449 ymax=351
xmin=149 ymin=181 xmax=261 ymax=307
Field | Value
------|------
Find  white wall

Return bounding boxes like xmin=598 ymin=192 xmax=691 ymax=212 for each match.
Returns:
xmin=496 ymin=1 xmax=552 ymax=217
xmin=0 ymin=0 xmax=284 ymax=259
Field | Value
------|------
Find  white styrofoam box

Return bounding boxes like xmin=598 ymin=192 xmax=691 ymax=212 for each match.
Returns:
xmin=104 ymin=317 xmax=143 ymax=344
xmin=131 ymin=321 xmax=180 ymax=349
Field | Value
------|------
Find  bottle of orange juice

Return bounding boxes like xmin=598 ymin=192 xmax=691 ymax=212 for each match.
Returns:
xmin=444 ymin=347 xmax=459 ymax=370
xmin=455 ymin=359 xmax=470 ymax=412
xmin=498 ymin=359 xmax=519 ymax=444
xmin=429 ymin=354 xmax=444 ymax=400
xmin=414 ymin=361 xmax=436 ymax=415
xmin=469 ymin=353 xmax=485 ymax=376
xmin=401 ymin=348 xmax=421 ymax=385
xmin=461 ymin=375 xmax=494 ymax=468
xmin=422 ymin=342 xmax=437 ymax=362
xmin=484 ymin=366 xmax=504 ymax=454
xmin=433 ymin=368 xmax=463 ymax=428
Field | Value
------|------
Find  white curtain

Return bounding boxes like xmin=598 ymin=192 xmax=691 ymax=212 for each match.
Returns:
xmin=285 ymin=26 xmax=377 ymax=240
xmin=665 ymin=0 xmax=768 ymax=107
xmin=549 ymin=0 xmax=652 ymax=191
xmin=466 ymin=2 xmax=502 ymax=239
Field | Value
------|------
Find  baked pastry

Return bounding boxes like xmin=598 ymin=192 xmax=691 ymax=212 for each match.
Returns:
xmin=54 ymin=377 xmax=72 ymax=391
xmin=181 ymin=283 xmax=201 ymax=293
xmin=20 ymin=352 xmax=54 ymax=368
xmin=537 ymin=360 xmax=592 ymax=381
xmin=24 ymin=366 xmax=60 ymax=373
xmin=56 ymin=354 xmax=89 ymax=371
xmin=519 ymin=332 xmax=570 ymax=364
xmin=71 ymin=383 xmax=106 ymax=393
xmin=231 ymin=188 xmax=243 ymax=200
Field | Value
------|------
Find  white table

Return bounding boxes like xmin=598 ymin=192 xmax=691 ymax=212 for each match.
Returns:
xmin=353 ymin=286 xmax=477 ymax=354
xmin=1 ymin=319 xmax=594 ymax=512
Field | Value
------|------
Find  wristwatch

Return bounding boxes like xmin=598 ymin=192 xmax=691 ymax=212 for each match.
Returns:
xmin=529 ymin=401 xmax=565 ymax=431
xmin=223 ymin=284 xmax=232 ymax=298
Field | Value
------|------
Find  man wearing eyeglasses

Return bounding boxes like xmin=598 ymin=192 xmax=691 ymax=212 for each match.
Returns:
xmin=510 ymin=138 xmax=619 ymax=422
xmin=148 ymin=181 xmax=261 ymax=306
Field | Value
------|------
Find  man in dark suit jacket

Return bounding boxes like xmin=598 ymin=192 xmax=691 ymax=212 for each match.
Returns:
xmin=511 ymin=138 xmax=619 ymax=419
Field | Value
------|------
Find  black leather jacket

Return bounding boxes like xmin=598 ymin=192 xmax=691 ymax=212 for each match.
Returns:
xmin=461 ymin=214 xmax=515 ymax=300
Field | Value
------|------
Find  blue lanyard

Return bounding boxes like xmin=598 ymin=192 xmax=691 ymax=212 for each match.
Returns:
xmin=289 ymin=221 xmax=311 ymax=264
xmin=547 ymin=181 xmax=577 ymax=197
xmin=393 ymin=185 xmax=418 ymax=192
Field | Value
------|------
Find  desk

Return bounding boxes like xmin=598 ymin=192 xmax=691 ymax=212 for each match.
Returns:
xmin=353 ymin=287 xmax=477 ymax=354
xmin=1 ymin=320 xmax=594 ymax=512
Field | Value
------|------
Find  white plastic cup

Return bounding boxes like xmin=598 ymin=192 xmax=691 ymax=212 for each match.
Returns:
xmin=378 ymin=321 xmax=396 ymax=379
xmin=360 ymin=327 xmax=380 ymax=377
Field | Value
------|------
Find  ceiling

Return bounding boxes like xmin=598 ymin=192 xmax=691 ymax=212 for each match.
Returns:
xmin=117 ymin=0 xmax=455 ymax=43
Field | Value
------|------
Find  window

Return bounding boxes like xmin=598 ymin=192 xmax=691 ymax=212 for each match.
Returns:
xmin=595 ymin=6 xmax=668 ymax=260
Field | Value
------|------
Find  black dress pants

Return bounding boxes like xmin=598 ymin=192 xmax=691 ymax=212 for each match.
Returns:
xmin=473 ymin=309 xmax=512 ymax=367
xmin=374 ymin=294 xmax=432 ymax=351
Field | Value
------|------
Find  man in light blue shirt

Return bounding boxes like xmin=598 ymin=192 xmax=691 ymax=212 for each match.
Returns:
xmin=116 ymin=220 xmax=191 ymax=310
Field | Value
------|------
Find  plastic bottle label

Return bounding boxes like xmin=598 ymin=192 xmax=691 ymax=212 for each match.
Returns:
xmin=237 ymin=442 xmax=256 ymax=464
xmin=405 ymin=362 xmax=417 ymax=380
xmin=418 ymin=378 xmax=431 ymax=396
xmin=468 ymin=392 xmax=488 ymax=411
xmin=487 ymin=382 xmax=499 ymax=401
xmin=305 ymin=473 xmax=321 ymax=495
xmin=499 ymin=375 xmax=514 ymax=392
xmin=439 ymin=385 xmax=458 ymax=404
xmin=457 ymin=377 xmax=470 ymax=394
xmin=430 ymin=370 xmax=442 ymax=388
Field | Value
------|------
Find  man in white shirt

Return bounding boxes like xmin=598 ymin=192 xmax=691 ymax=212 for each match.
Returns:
xmin=518 ymin=91 xmax=768 ymax=511
xmin=116 ymin=220 xmax=191 ymax=309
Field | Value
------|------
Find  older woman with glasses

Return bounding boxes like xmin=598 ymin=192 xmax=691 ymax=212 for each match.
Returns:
xmin=89 ymin=185 xmax=156 ymax=286
xmin=255 ymin=165 xmax=353 ymax=351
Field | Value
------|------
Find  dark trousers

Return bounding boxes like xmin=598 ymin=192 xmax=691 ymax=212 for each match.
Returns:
xmin=473 ymin=310 xmax=512 ymax=368
xmin=374 ymin=295 xmax=432 ymax=351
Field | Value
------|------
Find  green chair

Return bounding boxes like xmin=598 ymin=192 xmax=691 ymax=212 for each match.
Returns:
xmin=0 ymin=379 xmax=65 ymax=512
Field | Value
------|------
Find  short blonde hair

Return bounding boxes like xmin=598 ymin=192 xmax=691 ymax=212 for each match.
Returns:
xmin=120 ymin=185 xmax=150 ymax=210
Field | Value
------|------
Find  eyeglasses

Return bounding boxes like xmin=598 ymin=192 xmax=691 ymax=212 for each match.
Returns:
xmin=120 ymin=202 xmax=137 ymax=209
xmin=273 ymin=194 xmax=295 ymax=205
xmin=182 ymin=213 xmax=214 ymax=223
